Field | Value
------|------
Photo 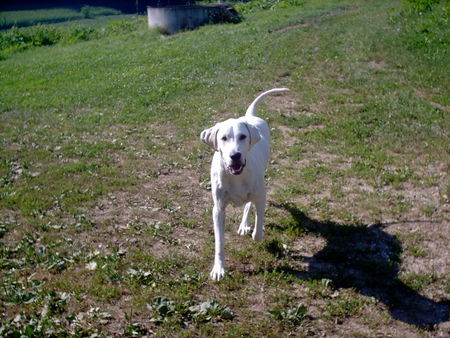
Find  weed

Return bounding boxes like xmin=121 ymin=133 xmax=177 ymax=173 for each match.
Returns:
xmin=269 ymin=303 xmax=309 ymax=326
xmin=379 ymin=166 xmax=416 ymax=187
xmin=407 ymin=245 xmax=428 ymax=257
xmin=190 ymin=300 xmax=234 ymax=322
xmin=326 ymin=296 xmax=365 ymax=319
xmin=305 ymin=278 xmax=334 ymax=299
xmin=148 ymin=297 xmax=233 ymax=326
xmin=124 ymin=322 xmax=149 ymax=336
xmin=399 ymin=272 xmax=438 ymax=292
xmin=127 ymin=268 xmax=156 ymax=286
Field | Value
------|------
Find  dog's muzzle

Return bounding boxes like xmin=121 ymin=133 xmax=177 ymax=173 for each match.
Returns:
xmin=228 ymin=162 xmax=245 ymax=175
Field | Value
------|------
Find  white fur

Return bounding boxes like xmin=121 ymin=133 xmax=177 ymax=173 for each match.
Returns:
xmin=200 ymin=88 xmax=289 ymax=280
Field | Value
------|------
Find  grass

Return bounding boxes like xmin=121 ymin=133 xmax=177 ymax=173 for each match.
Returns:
xmin=0 ymin=6 xmax=122 ymax=29
xmin=1 ymin=0 xmax=449 ymax=336
xmin=0 ymin=16 xmax=144 ymax=60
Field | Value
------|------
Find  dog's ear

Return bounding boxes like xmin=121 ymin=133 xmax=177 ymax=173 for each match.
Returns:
xmin=200 ymin=126 xmax=219 ymax=151
xmin=245 ymin=123 xmax=261 ymax=149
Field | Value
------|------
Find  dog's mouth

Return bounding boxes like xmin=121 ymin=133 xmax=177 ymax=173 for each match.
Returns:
xmin=228 ymin=163 xmax=245 ymax=175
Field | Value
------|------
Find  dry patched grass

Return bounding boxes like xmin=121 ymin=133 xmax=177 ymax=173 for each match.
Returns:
xmin=67 ymin=94 xmax=448 ymax=336
xmin=1 ymin=87 xmax=448 ymax=337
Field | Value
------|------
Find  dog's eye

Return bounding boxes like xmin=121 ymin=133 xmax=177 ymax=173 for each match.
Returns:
xmin=239 ymin=135 xmax=247 ymax=141
xmin=221 ymin=136 xmax=227 ymax=141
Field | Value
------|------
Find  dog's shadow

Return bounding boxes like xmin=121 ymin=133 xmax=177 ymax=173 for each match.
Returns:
xmin=268 ymin=202 xmax=449 ymax=329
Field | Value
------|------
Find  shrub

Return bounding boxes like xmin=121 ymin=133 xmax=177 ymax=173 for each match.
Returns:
xmin=63 ymin=26 xmax=97 ymax=44
xmin=209 ymin=4 xmax=242 ymax=24
xmin=81 ymin=6 xmax=94 ymax=19
xmin=0 ymin=25 xmax=61 ymax=54
xmin=0 ymin=17 xmax=141 ymax=58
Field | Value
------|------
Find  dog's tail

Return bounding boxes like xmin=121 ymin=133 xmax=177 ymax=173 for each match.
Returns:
xmin=245 ymin=88 xmax=290 ymax=117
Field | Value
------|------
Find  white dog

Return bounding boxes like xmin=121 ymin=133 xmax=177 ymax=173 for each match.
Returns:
xmin=201 ymin=88 xmax=289 ymax=280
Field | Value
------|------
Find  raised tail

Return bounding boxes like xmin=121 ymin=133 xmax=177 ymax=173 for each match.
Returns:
xmin=245 ymin=88 xmax=290 ymax=117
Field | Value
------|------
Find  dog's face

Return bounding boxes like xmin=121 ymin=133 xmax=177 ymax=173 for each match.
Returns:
xmin=201 ymin=118 xmax=261 ymax=175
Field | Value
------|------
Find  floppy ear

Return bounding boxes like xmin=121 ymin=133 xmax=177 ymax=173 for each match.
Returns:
xmin=200 ymin=125 xmax=219 ymax=151
xmin=245 ymin=123 xmax=261 ymax=149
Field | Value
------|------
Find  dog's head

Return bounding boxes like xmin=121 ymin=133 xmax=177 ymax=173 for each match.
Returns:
xmin=201 ymin=118 xmax=261 ymax=175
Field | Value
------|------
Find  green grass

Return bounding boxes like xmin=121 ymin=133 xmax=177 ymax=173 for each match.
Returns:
xmin=0 ymin=0 xmax=449 ymax=336
xmin=0 ymin=6 xmax=122 ymax=29
xmin=0 ymin=16 xmax=144 ymax=60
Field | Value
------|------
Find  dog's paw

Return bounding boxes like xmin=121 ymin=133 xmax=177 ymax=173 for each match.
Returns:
xmin=210 ymin=265 xmax=225 ymax=281
xmin=237 ymin=224 xmax=251 ymax=235
xmin=252 ymin=229 xmax=265 ymax=241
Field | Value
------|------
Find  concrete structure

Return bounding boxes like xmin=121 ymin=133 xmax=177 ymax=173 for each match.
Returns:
xmin=147 ymin=4 xmax=239 ymax=34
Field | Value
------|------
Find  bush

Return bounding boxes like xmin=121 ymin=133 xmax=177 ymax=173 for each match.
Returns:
xmin=209 ymin=4 xmax=243 ymax=24
xmin=63 ymin=26 xmax=97 ymax=44
xmin=0 ymin=17 xmax=142 ymax=58
xmin=81 ymin=6 xmax=94 ymax=19
xmin=106 ymin=20 xmax=137 ymax=33
xmin=0 ymin=25 xmax=61 ymax=54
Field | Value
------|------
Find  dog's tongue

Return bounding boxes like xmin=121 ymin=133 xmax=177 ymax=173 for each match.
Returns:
xmin=230 ymin=164 xmax=243 ymax=175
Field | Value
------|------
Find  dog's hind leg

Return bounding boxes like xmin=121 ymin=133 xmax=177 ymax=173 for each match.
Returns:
xmin=252 ymin=197 xmax=265 ymax=241
xmin=238 ymin=202 xmax=252 ymax=235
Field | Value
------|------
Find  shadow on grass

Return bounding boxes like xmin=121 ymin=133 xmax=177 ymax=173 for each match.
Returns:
xmin=269 ymin=202 xmax=449 ymax=329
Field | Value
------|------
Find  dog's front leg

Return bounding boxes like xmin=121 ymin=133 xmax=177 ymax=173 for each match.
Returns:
xmin=252 ymin=196 xmax=266 ymax=241
xmin=210 ymin=204 xmax=226 ymax=280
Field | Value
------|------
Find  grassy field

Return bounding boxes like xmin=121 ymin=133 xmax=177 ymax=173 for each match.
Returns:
xmin=0 ymin=16 xmax=143 ymax=59
xmin=0 ymin=0 xmax=449 ymax=336
xmin=0 ymin=6 xmax=122 ymax=29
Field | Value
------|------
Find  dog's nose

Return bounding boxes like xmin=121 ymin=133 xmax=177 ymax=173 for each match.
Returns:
xmin=230 ymin=152 xmax=241 ymax=161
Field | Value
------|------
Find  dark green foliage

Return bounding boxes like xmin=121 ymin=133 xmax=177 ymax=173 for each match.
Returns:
xmin=234 ymin=0 xmax=305 ymax=13
xmin=81 ymin=6 xmax=94 ymax=19
xmin=0 ymin=18 xmax=143 ymax=59
xmin=269 ymin=303 xmax=309 ymax=325
xmin=208 ymin=4 xmax=243 ymax=24
xmin=148 ymin=297 xmax=234 ymax=326
xmin=393 ymin=0 xmax=449 ymax=58
xmin=0 ymin=6 xmax=121 ymax=29
xmin=402 ymin=0 xmax=442 ymax=13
